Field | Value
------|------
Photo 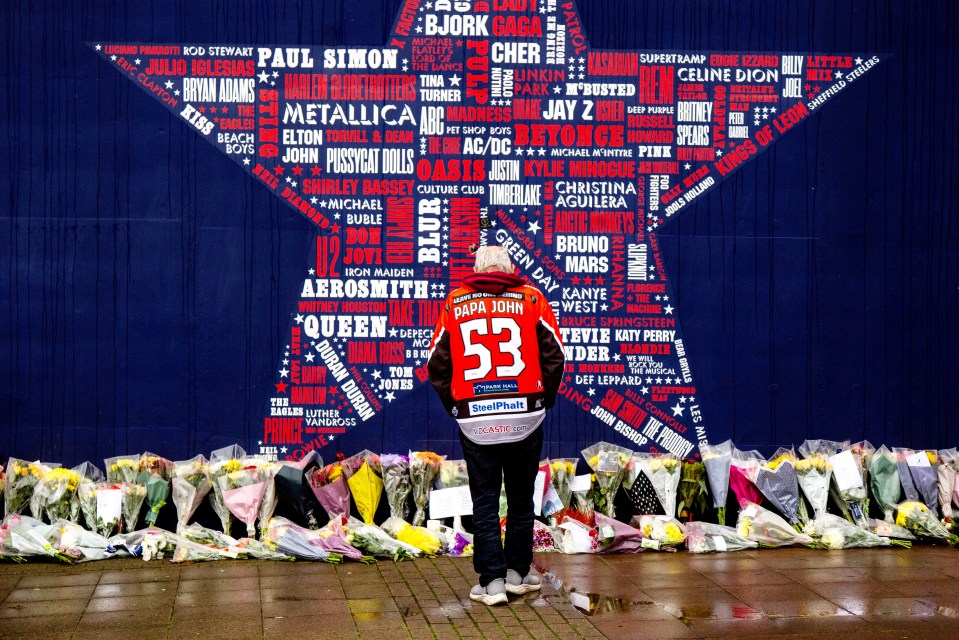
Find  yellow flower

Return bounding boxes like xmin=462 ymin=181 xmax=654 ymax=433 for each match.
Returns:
xmin=924 ymin=450 xmax=938 ymax=465
xmin=766 ymin=454 xmax=795 ymax=470
xmin=223 ymin=459 xmax=243 ymax=474
xmin=664 ymin=523 xmax=684 ymax=544
xmin=895 ymin=501 xmax=928 ymax=528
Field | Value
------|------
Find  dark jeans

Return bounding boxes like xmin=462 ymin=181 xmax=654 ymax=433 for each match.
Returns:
xmin=460 ymin=426 xmax=543 ymax=587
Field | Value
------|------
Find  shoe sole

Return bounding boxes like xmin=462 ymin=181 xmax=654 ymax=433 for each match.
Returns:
xmin=470 ymin=592 xmax=509 ymax=606
xmin=505 ymin=583 xmax=542 ymax=595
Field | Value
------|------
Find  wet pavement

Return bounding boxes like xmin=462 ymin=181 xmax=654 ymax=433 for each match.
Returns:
xmin=1 ymin=546 xmax=958 ymax=639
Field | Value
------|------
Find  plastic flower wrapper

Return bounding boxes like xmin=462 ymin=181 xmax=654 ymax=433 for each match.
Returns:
xmin=171 ymin=455 xmax=212 ymax=530
xmin=171 ymin=536 xmax=238 ymax=563
xmin=631 ymin=514 xmax=686 ymax=550
xmin=736 ymin=502 xmax=814 ymax=548
xmin=263 ymin=517 xmax=343 ymax=562
xmin=1 ymin=514 xmax=73 ymax=562
xmin=140 ymin=528 xmax=183 ymax=561
xmin=306 ymin=461 xmax=350 ymax=520
xmin=233 ymin=537 xmax=294 ymax=561
xmin=548 ymin=458 xmax=578 ymax=509
xmin=685 ymin=521 xmax=758 ymax=553
xmin=438 ymin=459 xmax=469 ymax=489
xmin=177 ymin=522 xmax=240 ymax=550
xmin=532 ymin=520 xmax=559 ymax=552
xmin=92 ymin=484 xmax=123 ymax=536
xmin=135 ymin=470 xmax=169 ymax=526
xmin=582 ymin=442 xmax=633 ymax=518
xmin=66 ymin=462 xmax=102 ymax=524
xmin=593 ymin=512 xmax=645 ymax=554
xmin=54 ymin=520 xmax=118 ymax=563
xmin=632 ymin=453 xmax=681 ymax=517
xmin=409 ymin=451 xmax=444 ymax=526
xmin=342 ymin=450 xmax=383 ymax=525
xmin=253 ymin=461 xmax=281 ymax=538
xmin=938 ymin=448 xmax=957 ymax=520
xmin=5 ymin=458 xmax=51 ymax=517
xmin=274 ymin=453 xmax=324 ymax=529
xmin=729 ymin=449 xmax=764 ymax=509
xmin=381 ymin=515 xmax=442 ymax=555
xmin=700 ymin=440 xmax=733 ymax=524
xmin=677 ymin=460 xmax=708 ymax=521
xmin=138 ymin=452 xmax=174 ymax=481
xmin=34 ymin=467 xmax=81 ymax=523
xmin=566 ymin=475 xmax=595 ymax=526
xmin=795 ymin=453 xmax=831 ymax=519
xmin=345 ymin=516 xmax=421 ymax=561
xmin=892 ymin=447 xmax=921 ymax=502
xmin=209 ymin=444 xmax=247 ymax=535
xmin=105 ymin=455 xmax=140 ymax=484
xmin=349 ymin=517 xmax=423 ymax=560
xmin=313 ymin=516 xmax=372 ymax=563
xmin=380 ymin=454 xmax=411 ymax=521
xmin=827 ymin=444 xmax=869 ymax=526
xmin=556 ymin=518 xmax=598 ymax=554
xmin=427 ymin=521 xmax=473 ymax=557
xmin=753 ymin=448 xmax=804 ymax=528
xmin=869 ymin=446 xmax=902 ymax=522
xmin=895 ymin=501 xmax=959 ymax=545
xmin=120 ymin=482 xmax=147 ymax=533
xmin=623 ymin=456 xmax=667 ymax=515
xmin=804 ymin=512 xmax=911 ymax=549
xmin=867 ymin=517 xmax=917 ymax=541
xmin=218 ymin=464 xmax=267 ymax=537
xmin=905 ymin=450 xmax=940 ymax=514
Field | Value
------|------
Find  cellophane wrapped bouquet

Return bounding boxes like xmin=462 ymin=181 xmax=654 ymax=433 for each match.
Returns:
xmin=938 ymin=448 xmax=957 ymax=521
xmin=216 ymin=458 xmax=268 ymax=538
xmin=342 ymin=450 xmax=383 ymax=525
xmin=547 ymin=458 xmax=578 ymax=522
xmin=803 ymin=512 xmax=910 ymax=549
xmin=92 ymin=484 xmax=123 ymax=536
xmin=120 ymin=482 xmax=147 ymax=533
xmin=171 ymin=455 xmax=212 ymax=530
xmin=629 ymin=453 xmax=681 ymax=517
xmin=75 ymin=464 xmax=106 ymax=532
xmin=828 ymin=443 xmax=870 ymax=526
xmin=677 ymin=459 xmax=708 ymax=521
xmin=345 ymin=516 xmax=421 ymax=561
xmin=630 ymin=514 xmax=686 ymax=550
xmin=137 ymin=452 xmax=173 ymax=526
xmin=906 ymin=450 xmax=940 ymax=514
xmin=314 ymin=516 xmax=373 ymax=563
xmin=736 ymin=502 xmax=813 ymax=548
xmin=700 ymin=440 xmax=733 ymax=524
xmin=685 ymin=521 xmax=758 ymax=553
xmin=254 ymin=460 xmax=281 ymax=539
xmin=263 ymin=516 xmax=343 ymax=562
xmin=105 ymin=455 xmax=140 ymax=484
xmin=54 ymin=520 xmax=118 ymax=563
xmin=754 ymin=448 xmax=805 ymax=528
xmin=893 ymin=447 xmax=921 ymax=502
xmin=869 ymin=446 xmax=902 ymax=522
xmin=33 ymin=467 xmax=81 ymax=523
xmin=795 ymin=453 xmax=831 ymax=519
xmin=209 ymin=444 xmax=247 ymax=535
xmin=306 ymin=460 xmax=350 ymax=521
xmin=409 ymin=451 xmax=444 ymax=526
xmin=582 ymin=442 xmax=632 ymax=518
xmin=594 ymin=513 xmax=645 ymax=554
xmin=427 ymin=521 xmax=473 ymax=557
xmin=381 ymin=515 xmax=442 ymax=555
xmin=5 ymin=459 xmax=53 ymax=517
xmin=895 ymin=501 xmax=959 ymax=545
xmin=381 ymin=454 xmax=411 ymax=521
xmin=729 ymin=448 xmax=764 ymax=509
xmin=1 ymin=515 xmax=73 ymax=562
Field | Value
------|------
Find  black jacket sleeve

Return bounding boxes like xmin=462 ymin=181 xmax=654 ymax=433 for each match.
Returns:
xmin=426 ymin=329 xmax=455 ymax=414
xmin=536 ymin=320 xmax=566 ymax=409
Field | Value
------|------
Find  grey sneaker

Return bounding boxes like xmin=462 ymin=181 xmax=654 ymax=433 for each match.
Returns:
xmin=470 ymin=578 xmax=508 ymax=606
xmin=505 ymin=569 xmax=542 ymax=595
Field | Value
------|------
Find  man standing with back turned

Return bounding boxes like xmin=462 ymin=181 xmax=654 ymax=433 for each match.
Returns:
xmin=427 ymin=245 xmax=565 ymax=605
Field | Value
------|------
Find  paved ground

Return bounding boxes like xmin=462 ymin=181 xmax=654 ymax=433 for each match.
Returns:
xmin=1 ymin=545 xmax=958 ymax=639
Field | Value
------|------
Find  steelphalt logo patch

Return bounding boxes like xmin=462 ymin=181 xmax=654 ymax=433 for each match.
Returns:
xmin=468 ymin=398 xmax=528 ymax=416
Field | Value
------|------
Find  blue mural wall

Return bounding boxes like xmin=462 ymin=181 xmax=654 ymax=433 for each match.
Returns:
xmin=1 ymin=0 xmax=957 ymax=466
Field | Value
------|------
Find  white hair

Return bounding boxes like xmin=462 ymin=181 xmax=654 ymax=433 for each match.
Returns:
xmin=473 ymin=245 xmax=513 ymax=273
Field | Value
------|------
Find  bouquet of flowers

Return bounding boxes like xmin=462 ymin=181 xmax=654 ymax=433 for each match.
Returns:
xmin=345 ymin=516 xmax=421 ymax=561
xmin=567 ymin=474 xmax=595 ymax=526
xmin=548 ymin=458 xmax=578 ymax=512
xmin=263 ymin=517 xmax=343 ymax=562
xmin=438 ymin=459 xmax=469 ymax=489
xmin=532 ymin=520 xmax=559 ymax=552
xmin=140 ymin=528 xmax=185 ymax=561
xmin=105 ymin=455 xmax=140 ymax=484
xmin=736 ymin=502 xmax=814 ymax=548
xmin=234 ymin=537 xmax=294 ymax=561
xmin=313 ymin=517 xmax=373 ymax=563
xmin=137 ymin=457 xmax=171 ymax=527
xmin=804 ymin=512 xmax=910 ymax=549
xmin=380 ymin=454 xmax=411 ymax=521
xmin=381 ymin=515 xmax=442 ymax=555
xmin=177 ymin=523 xmax=239 ymax=549
xmin=892 ymin=447 xmax=920 ymax=502
xmin=582 ymin=442 xmax=632 ymax=518
xmin=5 ymin=459 xmax=52 ymax=516
xmin=427 ymin=521 xmax=473 ymax=556
xmin=254 ymin=461 xmax=281 ymax=538
xmin=729 ymin=449 xmax=764 ymax=509
xmin=409 ymin=451 xmax=444 ymax=526
xmin=342 ymin=450 xmax=383 ymax=525
xmin=869 ymin=446 xmax=903 ymax=522
xmin=274 ymin=453 xmax=323 ymax=529
xmin=209 ymin=444 xmax=246 ymax=535
xmin=120 ymin=482 xmax=147 ymax=533
xmin=906 ymin=450 xmax=940 ymax=514
xmin=700 ymin=441 xmax=733 ymax=524
xmin=92 ymin=483 xmax=123 ymax=536
xmin=0 ymin=515 xmax=73 ymax=562
xmin=685 ymin=521 xmax=758 ymax=553
xmin=895 ymin=501 xmax=959 ymax=545
xmin=677 ymin=460 xmax=708 ymax=521
xmin=828 ymin=444 xmax=869 ymax=526
xmin=754 ymin=448 xmax=805 ymax=528
xmin=33 ymin=467 xmax=81 ymax=523
xmin=54 ymin=520 xmax=118 ymax=563
xmin=795 ymin=453 xmax=832 ymax=519
xmin=556 ymin=518 xmax=598 ymax=554
xmin=171 ymin=455 xmax=212 ymax=530
xmin=217 ymin=461 xmax=268 ymax=537
xmin=867 ymin=517 xmax=917 ymax=541
xmin=306 ymin=461 xmax=350 ymax=521
xmin=631 ymin=514 xmax=686 ymax=550
xmin=939 ymin=448 xmax=957 ymax=520
xmin=627 ymin=453 xmax=681 ymax=518
xmin=594 ymin=513 xmax=645 ymax=554
xmin=138 ymin=452 xmax=173 ymax=480
xmin=171 ymin=537 xmax=237 ymax=563
xmin=66 ymin=463 xmax=102 ymax=524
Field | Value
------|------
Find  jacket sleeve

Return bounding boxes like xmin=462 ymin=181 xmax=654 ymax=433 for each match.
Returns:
xmin=535 ymin=299 xmax=565 ymax=409
xmin=426 ymin=304 xmax=456 ymax=414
